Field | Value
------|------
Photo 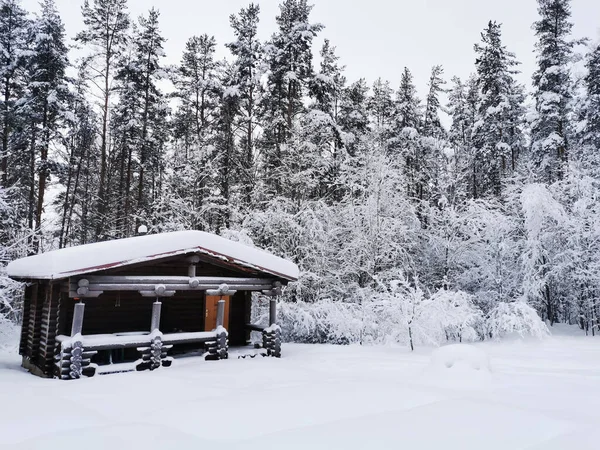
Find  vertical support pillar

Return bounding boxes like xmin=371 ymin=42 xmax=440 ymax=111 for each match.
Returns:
xmin=216 ymin=299 xmax=225 ymax=328
xmin=269 ymin=298 xmax=277 ymax=326
xmin=71 ymin=302 xmax=85 ymax=336
xmin=66 ymin=301 xmax=85 ymax=379
xmin=263 ymin=297 xmax=281 ymax=358
xmin=150 ymin=301 xmax=162 ymax=332
xmin=214 ymin=299 xmax=228 ymax=360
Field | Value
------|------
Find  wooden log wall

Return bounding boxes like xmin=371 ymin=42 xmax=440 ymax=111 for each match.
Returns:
xmin=24 ymin=284 xmax=42 ymax=363
xmin=160 ymin=291 xmax=206 ymax=333
xmin=19 ymin=284 xmax=33 ymax=356
xmin=37 ymin=284 xmax=61 ymax=376
xmin=72 ymin=293 xmax=155 ymax=335
xmin=228 ymin=291 xmax=250 ymax=346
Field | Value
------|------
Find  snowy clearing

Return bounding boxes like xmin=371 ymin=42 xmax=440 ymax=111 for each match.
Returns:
xmin=1 ymin=330 xmax=599 ymax=449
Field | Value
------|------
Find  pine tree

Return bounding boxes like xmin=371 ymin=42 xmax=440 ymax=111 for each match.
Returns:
xmin=226 ymin=3 xmax=263 ymax=206
xmin=581 ymin=43 xmax=600 ymax=173
xmin=57 ymin=67 xmax=98 ymax=248
xmin=111 ymin=35 xmax=141 ymax=238
xmin=174 ymin=34 xmax=220 ymax=145
xmin=472 ymin=21 xmax=524 ymax=198
xmin=171 ymin=34 xmax=222 ymax=230
xmin=132 ymin=8 xmax=167 ymax=229
xmin=418 ymin=65 xmax=447 ymax=208
xmin=260 ymin=0 xmax=323 ymax=196
xmin=422 ymin=65 xmax=446 ymax=138
xmin=392 ymin=68 xmax=421 ymax=198
xmin=368 ymin=77 xmax=394 ymax=128
xmin=213 ymin=61 xmax=240 ymax=230
xmin=396 ymin=68 xmax=421 ymax=130
xmin=338 ymin=78 xmax=369 ymax=157
xmin=0 ymin=0 xmax=29 ymax=190
xmin=447 ymin=75 xmax=478 ymax=200
xmin=530 ymin=0 xmax=576 ymax=183
xmin=26 ymin=0 xmax=70 ymax=250
xmin=75 ymin=0 xmax=129 ymax=240
xmin=308 ymin=39 xmax=346 ymax=199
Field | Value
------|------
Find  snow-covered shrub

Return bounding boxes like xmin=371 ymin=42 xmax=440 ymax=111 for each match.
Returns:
xmin=269 ymin=272 xmax=483 ymax=350
xmin=0 ymin=187 xmax=26 ymax=328
xmin=0 ymin=269 xmax=23 ymax=324
xmin=430 ymin=289 xmax=482 ymax=343
xmin=485 ymin=301 xmax=550 ymax=339
xmin=278 ymin=299 xmax=364 ymax=344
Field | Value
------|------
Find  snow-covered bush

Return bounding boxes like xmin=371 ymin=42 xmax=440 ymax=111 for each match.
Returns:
xmin=0 ymin=187 xmax=26 ymax=328
xmin=266 ymin=273 xmax=483 ymax=349
xmin=278 ymin=299 xmax=364 ymax=344
xmin=485 ymin=301 xmax=550 ymax=339
xmin=430 ymin=289 xmax=482 ymax=343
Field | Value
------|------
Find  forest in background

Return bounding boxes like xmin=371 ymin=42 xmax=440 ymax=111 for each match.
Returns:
xmin=0 ymin=0 xmax=599 ymax=349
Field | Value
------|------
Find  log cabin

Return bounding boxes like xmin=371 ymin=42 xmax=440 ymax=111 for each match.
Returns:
xmin=6 ymin=230 xmax=299 ymax=379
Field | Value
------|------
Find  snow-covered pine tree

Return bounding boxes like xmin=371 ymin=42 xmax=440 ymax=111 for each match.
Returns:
xmin=307 ymin=39 xmax=347 ymax=200
xmin=338 ymin=78 xmax=369 ymax=157
xmin=212 ymin=61 xmax=241 ymax=230
xmin=367 ymin=78 xmax=395 ymax=162
xmin=269 ymin=40 xmax=348 ymax=206
xmin=131 ymin=8 xmax=167 ymax=230
xmin=173 ymin=34 xmax=220 ymax=146
xmin=392 ymin=67 xmax=421 ymax=198
xmin=170 ymin=33 xmax=222 ymax=231
xmin=395 ymin=68 xmax=421 ymax=131
xmin=56 ymin=67 xmax=99 ymax=248
xmin=422 ymin=65 xmax=446 ymax=139
xmin=226 ymin=3 xmax=263 ymax=207
xmin=472 ymin=21 xmax=524 ymax=198
xmin=0 ymin=0 xmax=30 ymax=218
xmin=111 ymin=31 xmax=142 ymax=238
xmin=25 ymin=0 xmax=70 ymax=251
xmin=260 ymin=0 xmax=323 ymax=197
xmin=447 ymin=75 xmax=477 ymax=201
xmin=367 ymin=77 xmax=394 ymax=129
xmin=581 ymin=42 xmax=600 ymax=174
xmin=418 ymin=65 xmax=447 ymax=209
xmin=530 ymin=0 xmax=576 ymax=183
xmin=75 ymin=0 xmax=129 ymax=240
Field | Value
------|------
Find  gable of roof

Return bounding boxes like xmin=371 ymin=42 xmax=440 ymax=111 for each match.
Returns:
xmin=6 ymin=230 xmax=299 ymax=281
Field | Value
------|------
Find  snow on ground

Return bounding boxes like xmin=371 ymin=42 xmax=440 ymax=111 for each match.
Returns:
xmin=0 ymin=330 xmax=599 ymax=449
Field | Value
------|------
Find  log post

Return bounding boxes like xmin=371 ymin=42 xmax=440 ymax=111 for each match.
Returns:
xmin=263 ymin=297 xmax=281 ymax=358
xmin=216 ymin=299 xmax=225 ymax=328
xmin=269 ymin=298 xmax=277 ymax=326
xmin=66 ymin=302 xmax=87 ymax=379
xmin=150 ymin=301 xmax=162 ymax=332
xmin=71 ymin=302 xmax=85 ymax=336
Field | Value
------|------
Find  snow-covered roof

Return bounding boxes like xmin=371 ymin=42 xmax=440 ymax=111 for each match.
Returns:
xmin=6 ymin=230 xmax=299 ymax=281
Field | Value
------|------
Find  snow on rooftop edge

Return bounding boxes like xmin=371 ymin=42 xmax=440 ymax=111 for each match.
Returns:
xmin=6 ymin=230 xmax=299 ymax=281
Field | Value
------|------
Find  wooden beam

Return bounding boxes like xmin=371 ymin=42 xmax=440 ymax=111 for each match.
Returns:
xmin=245 ymin=323 xmax=265 ymax=333
xmin=81 ymin=275 xmax=276 ymax=285
xmin=70 ymin=276 xmax=278 ymax=298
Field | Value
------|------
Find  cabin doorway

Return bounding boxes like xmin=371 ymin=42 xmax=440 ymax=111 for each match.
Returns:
xmin=205 ymin=295 xmax=230 ymax=331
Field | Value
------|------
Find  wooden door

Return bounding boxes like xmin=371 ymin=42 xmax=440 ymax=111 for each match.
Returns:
xmin=205 ymin=295 xmax=230 ymax=331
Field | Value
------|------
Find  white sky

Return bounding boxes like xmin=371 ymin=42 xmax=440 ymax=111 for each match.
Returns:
xmin=22 ymin=0 xmax=600 ymax=100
